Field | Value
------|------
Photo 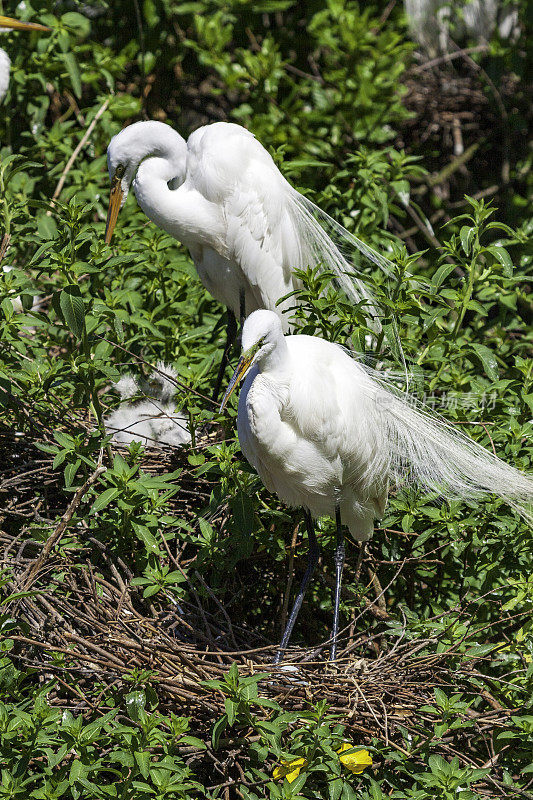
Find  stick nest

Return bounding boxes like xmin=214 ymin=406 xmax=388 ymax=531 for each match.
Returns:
xmin=0 ymin=425 xmax=520 ymax=797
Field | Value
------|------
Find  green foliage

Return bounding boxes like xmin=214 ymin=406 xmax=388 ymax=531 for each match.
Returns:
xmin=0 ymin=656 xmax=202 ymax=799
xmin=0 ymin=0 xmax=532 ymax=797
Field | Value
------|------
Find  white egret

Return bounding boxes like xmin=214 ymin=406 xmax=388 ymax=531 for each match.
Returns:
xmin=104 ymin=121 xmax=400 ymax=395
xmin=105 ymin=363 xmax=191 ymax=448
xmin=0 ymin=15 xmax=50 ymax=103
xmin=220 ymin=310 xmax=533 ymax=663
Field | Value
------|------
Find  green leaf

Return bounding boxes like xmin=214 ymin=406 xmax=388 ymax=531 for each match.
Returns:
xmin=113 ymin=314 xmax=125 ymax=342
xmin=126 ymin=691 xmax=146 ymax=723
xmin=329 ymin=778 xmax=343 ymax=800
xmin=90 ymin=487 xmax=120 ymax=514
xmin=1 ymin=298 xmax=15 ymax=320
xmin=131 ymin=523 xmax=160 ymax=554
xmin=224 ymin=697 xmax=237 ymax=726
xmin=134 ymin=751 xmax=151 ymax=779
xmin=59 ymin=285 xmax=85 ymax=339
xmin=470 ymin=344 xmax=499 ymax=382
xmin=69 ymin=758 xmax=84 ymax=784
xmin=64 ymin=459 xmax=81 ymax=488
xmin=63 ymin=52 xmax=82 ymax=98
xmin=179 ymin=736 xmax=207 ymax=749
xmin=211 ymin=714 xmax=228 ymax=750
xmin=110 ymin=95 xmax=142 ymax=120
xmin=460 ymin=226 xmax=475 ymax=255
xmin=486 ymin=245 xmax=513 ymax=277
xmin=431 ymin=262 xmax=458 ymax=291
xmin=188 ymin=453 xmax=205 ymax=466
xmin=61 ymin=11 xmax=91 ymax=37
xmin=254 ymin=697 xmax=282 ymax=710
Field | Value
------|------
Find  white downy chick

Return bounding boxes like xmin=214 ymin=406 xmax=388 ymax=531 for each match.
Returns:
xmin=105 ymin=363 xmax=191 ymax=448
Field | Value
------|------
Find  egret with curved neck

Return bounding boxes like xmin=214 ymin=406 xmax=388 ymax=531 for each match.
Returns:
xmin=104 ymin=120 xmax=401 ymax=396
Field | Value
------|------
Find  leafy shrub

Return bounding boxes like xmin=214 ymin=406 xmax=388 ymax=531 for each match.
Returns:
xmin=0 ymin=0 xmax=531 ymax=797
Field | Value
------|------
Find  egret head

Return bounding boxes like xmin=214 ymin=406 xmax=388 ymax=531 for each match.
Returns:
xmin=105 ymin=121 xmax=187 ymax=244
xmin=220 ymin=310 xmax=284 ymax=412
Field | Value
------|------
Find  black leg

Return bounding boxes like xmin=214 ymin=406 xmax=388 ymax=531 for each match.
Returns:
xmin=274 ymin=510 xmax=319 ymax=664
xmin=330 ymin=504 xmax=345 ymax=662
xmin=212 ymin=310 xmax=238 ymax=402
xmin=237 ymin=289 xmax=246 ymax=349
xmin=239 ymin=288 xmax=246 ymax=329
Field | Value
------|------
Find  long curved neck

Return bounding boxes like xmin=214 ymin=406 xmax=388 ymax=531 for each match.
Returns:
xmin=258 ymin=335 xmax=290 ymax=376
xmin=133 ymin=157 xmax=224 ymax=251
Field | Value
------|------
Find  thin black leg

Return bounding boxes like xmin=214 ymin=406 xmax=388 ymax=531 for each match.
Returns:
xmin=237 ymin=289 xmax=246 ymax=349
xmin=239 ymin=288 xmax=246 ymax=329
xmin=274 ymin=510 xmax=319 ymax=664
xmin=330 ymin=504 xmax=345 ymax=662
xmin=212 ymin=310 xmax=238 ymax=402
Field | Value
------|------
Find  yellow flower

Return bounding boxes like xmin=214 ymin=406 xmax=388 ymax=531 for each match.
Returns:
xmin=272 ymin=757 xmax=308 ymax=783
xmin=337 ymin=743 xmax=373 ymax=774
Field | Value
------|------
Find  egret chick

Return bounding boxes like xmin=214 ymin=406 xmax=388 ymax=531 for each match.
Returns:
xmin=0 ymin=16 xmax=50 ymax=102
xmin=105 ymin=364 xmax=191 ymax=448
xmin=220 ymin=310 xmax=533 ymax=663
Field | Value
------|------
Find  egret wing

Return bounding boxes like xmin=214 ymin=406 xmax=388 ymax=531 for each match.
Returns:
xmin=186 ymin=123 xmax=303 ymax=322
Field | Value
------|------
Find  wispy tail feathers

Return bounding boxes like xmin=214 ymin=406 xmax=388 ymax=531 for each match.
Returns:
xmin=370 ymin=373 xmax=533 ymax=524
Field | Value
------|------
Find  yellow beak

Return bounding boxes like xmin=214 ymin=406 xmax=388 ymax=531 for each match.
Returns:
xmin=104 ymin=175 xmax=124 ymax=245
xmin=0 ymin=16 xmax=50 ymax=32
xmin=219 ymin=349 xmax=256 ymax=412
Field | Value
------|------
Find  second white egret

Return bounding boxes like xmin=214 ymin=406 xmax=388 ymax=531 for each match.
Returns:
xmin=220 ymin=310 xmax=533 ymax=663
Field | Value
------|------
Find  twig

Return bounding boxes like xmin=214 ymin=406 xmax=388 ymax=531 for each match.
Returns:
xmin=371 ymin=0 xmax=397 ymax=33
xmin=448 ymin=39 xmax=510 ymax=184
xmin=412 ymin=44 xmax=490 ymax=73
xmin=20 ymin=464 xmax=106 ymax=589
xmin=46 ymin=98 xmax=111 ymax=216
xmin=194 ymin=569 xmax=238 ymax=649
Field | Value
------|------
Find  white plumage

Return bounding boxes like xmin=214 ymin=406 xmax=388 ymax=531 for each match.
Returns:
xmin=229 ymin=310 xmax=532 ymax=537
xmin=0 ymin=47 xmax=10 ymax=102
xmin=221 ymin=310 xmax=532 ymax=659
xmin=105 ymin=121 xmax=393 ymax=333
xmin=105 ymin=364 xmax=191 ymax=449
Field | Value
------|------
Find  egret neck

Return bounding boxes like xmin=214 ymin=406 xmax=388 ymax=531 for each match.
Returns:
xmin=133 ymin=159 xmax=222 ymax=252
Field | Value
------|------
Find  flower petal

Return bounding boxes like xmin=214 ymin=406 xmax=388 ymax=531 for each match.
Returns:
xmin=337 ymin=744 xmax=373 ymax=774
xmin=273 ymin=757 xmax=308 ymax=782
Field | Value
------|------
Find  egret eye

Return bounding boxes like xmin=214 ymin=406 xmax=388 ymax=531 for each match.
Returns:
xmin=115 ymin=164 xmax=125 ymax=179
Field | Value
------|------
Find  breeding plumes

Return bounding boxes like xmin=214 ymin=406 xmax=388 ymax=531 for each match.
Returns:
xmin=104 ymin=121 xmax=401 ymax=394
xmin=0 ymin=16 xmax=50 ymax=102
xmin=220 ymin=310 xmax=533 ymax=662
xmin=105 ymin=364 xmax=191 ymax=448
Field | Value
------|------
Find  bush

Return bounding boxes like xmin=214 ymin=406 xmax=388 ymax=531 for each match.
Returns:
xmin=0 ymin=0 xmax=531 ymax=798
